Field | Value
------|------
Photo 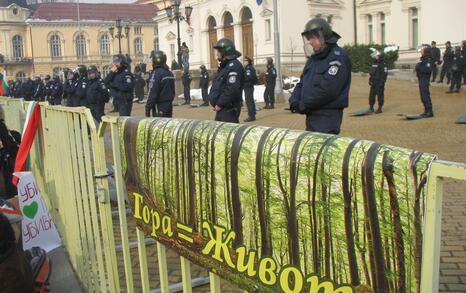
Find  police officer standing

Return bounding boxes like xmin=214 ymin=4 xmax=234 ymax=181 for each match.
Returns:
xmin=20 ymin=77 xmax=34 ymax=101
xmin=446 ymin=46 xmax=464 ymax=93
xmin=243 ymin=56 xmax=258 ymax=122
xmin=462 ymin=41 xmax=466 ymax=84
xmin=368 ymin=50 xmax=388 ymax=113
xmin=32 ymin=76 xmax=45 ymax=102
xmin=86 ymin=66 xmax=109 ymax=123
xmin=208 ymin=38 xmax=244 ymax=123
xmin=44 ymin=75 xmax=53 ymax=103
xmin=416 ymin=44 xmax=434 ymax=118
xmin=182 ymin=68 xmax=192 ymax=105
xmin=263 ymin=58 xmax=277 ymax=109
xmin=289 ymin=18 xmax=351 ymax=134
xmin=12 ymin=78 xmax=22 ymax=98
xmin=199 ymin=65 xmax=209 ymax=106
xmin=104 ymin=55 xmax=135 ymax=116
xmin=70 ymin=65 xmax=88 ymax=107
xmin=438 ymin=41 xmax=453 ymax=84
xmin=145 ymin=51 xmax=176 ymax=117
xmin=50 ymin=75 xmax=63 ymax=105
xmin=64 ymin=69 xmax=77 ymax=106
xmin=134 ymin=66 xmax=146 ymax=103
xmin=430 ymin=41 xmax=441 ymax=82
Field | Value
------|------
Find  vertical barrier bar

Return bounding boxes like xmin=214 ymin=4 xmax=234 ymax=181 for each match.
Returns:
xmin=209 ymin=273 xmax=221 ymax=292
xmin=110 ymin=121 xmax=134 ymax=292
xmin=137 ymin=229 xmax=151 ymax=293
xmin=180 ymin=257 xmax=192 ymax=293
xmin=157 ymin=242 xmax=169 ymax=293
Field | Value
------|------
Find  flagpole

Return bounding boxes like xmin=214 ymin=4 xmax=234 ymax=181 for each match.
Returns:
xmin=77 ymin=0 xmax=83 ymax=64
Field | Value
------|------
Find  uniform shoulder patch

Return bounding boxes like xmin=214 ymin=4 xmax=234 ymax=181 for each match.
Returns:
xmin=328 ymin=65 xmax=339 ymax=76
xmin=334 ymin=50 xmax=341 ymax=56
xmin=229 ymin=63 xmax=234 ymax=67
xmin=426 ymin=63 xmax=431 ymax=67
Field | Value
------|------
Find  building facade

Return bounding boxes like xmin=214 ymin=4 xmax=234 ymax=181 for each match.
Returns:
xmin=0 ymin=2 xmax=158 ymax=80
xmin=154 ymin=0 xmax=465 ymax=72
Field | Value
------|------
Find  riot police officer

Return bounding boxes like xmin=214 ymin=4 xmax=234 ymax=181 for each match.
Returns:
xmin=416 ymin=44 xmax=434 ymax=117
xmin=64 ymin=69 xmax=78 ymax=106
xmin=461 ymin=40 xmax=466 ymax=84
xmin=50 ymin=75 xmax=63 ymax=105
xmin=446 ymin=46 xmax=464 ymax=93
xmin=86 ymin=66 xmax=109 ymax=123
xmin=438 ymin=41 xmax=453 ymax=84
xmin=289 ymin=18 xmax=351 ymax=134
xmin=68 ymin=65 xmax=88 ymax=107
xmin=182 ymin=68 xmax=192 ymax=105
xmin=263 ymin=58 xmax=277 ymax=109
xmin=32 ymin=76 xmax=45 ymax=101
xmin=44 ymin=75 xmax=53 ymax=103
xmin=134 ymin=66 xmax=146 ymax=103
xmin=104 ymin=55 xmax=135 ymax=116
xmin=208 ymin=38 xmax=244 ymax=123
xmin=146 ymin=51 xmax=176 ymax=117
xmin=430 ymin=41 xmax=441 ymax=82
xmin=368 ymin=50 xmax=388 ymax=113
xmin=20 ymin=77 xmax=34 ymax=101
xmin=12 ymin=78 xmax=22 ymax=98
xmin=243 ymin=56 xmax=258 ymax=122
xmin=199 ymin=65 xmax=209 ymax=106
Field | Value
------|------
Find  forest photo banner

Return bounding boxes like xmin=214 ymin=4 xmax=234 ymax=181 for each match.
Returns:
xmin=119 ymin=117 xmax=435 ymax=293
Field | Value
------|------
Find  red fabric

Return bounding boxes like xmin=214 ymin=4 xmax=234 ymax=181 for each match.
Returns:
xmin=12 ymin=104 xmax=41 ymax=186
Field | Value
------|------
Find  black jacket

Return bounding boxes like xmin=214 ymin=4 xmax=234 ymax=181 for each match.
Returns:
xmin=443 ymin=47 xmax=454 ymax=64
xmin=208 ymin=57 xmax=244 ymax=108
xmin=104 ymin=67 xmax=134 ymax=101
xmin=369 ymin=58 xmax=388 ymax=85
xmin=244 ymin=64 xmax=258 ymax=88
xmin=199 ymin=70 xmax=209 ymax=88
xmin=86 ymin=78 xmax=110 ymax=106
xmin=146 ymin=64 xmax=175 ymax=109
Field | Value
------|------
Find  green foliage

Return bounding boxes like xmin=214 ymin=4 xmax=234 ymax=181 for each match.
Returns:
xmin=343 ymin=44 xmax=399 ymax=73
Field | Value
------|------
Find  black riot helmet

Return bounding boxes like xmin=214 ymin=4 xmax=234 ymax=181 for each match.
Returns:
xmin=53 ymin=75 xmax=60 ymax=82
xmin=152 ymin=51 xmax=167 ymax=67
xmin=44 ymin=74 xmax=51 ymax=81
xmin=213 ymin=38 xmax=241 ymax=59
xmin=77 ymin=64 xmax=87 ymax=77
xmin=301 ymin=17 xmax=340 ymax=57
xmin=419 ymin=44 xmax=431 ymax=56
xmin=87 ymin=65 xmax=98 ymax=74
xmin=200 ymin=65 xmax=206 ymax=71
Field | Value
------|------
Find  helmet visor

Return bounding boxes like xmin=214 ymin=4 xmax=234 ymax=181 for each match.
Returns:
xmin=302 ymin=35 xmax=315 ymax=58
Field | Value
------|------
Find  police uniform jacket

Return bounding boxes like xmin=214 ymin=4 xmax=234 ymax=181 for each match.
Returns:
xmin=104 ymin=67 xmax=134 ymax=101
xmin=146 ymin=65 xmax=175 ymax=110
xmin=208 ymin=58 xmax=244 ymax=109
xmin=244 ymin=64 xmax=258 ymax=88
xmin=86 ymin=78 xmax=109 ymax=106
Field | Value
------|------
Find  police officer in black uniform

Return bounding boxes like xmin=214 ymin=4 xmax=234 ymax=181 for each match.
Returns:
xmin=20 ymin=77 xmax=34 ymax=101
xmin=86 ymin=66 xmax=109 ymax=123
xmin=243 ymin=56 xmax=258 ymax=122
xmin=263 ymin=58 xmax=277 ymax=109
xmin=44 ymin=75 xmax=53 ymax=103
xmin=289 ymin=18 xmax=351 ymax=134
xmin=199 ymin=65 xmax=209 ymax=106
xmin=134 ymin=66 xmax=146 ymax=104
xmin=32 ymin=76 xmax=45 ymax=102
xmin=416 ymin=44 xmax=434 ymax=117
xmin=368 ymin=50 xmax=388 ymax=113
xmin=104 ymin=54 xmax=135 ymax=116
xmin=64 ymin=69 xmax=77 ymax=106
xmin=146 ymin=51 xmax=176 ymax=117
xmin=50 ymin=75 xmax=63 ymax=105
xmin=461 ymin=40 xmax=466 ymax=84
xmin=69 ymin=65 xmax=88 ymax=107
xmin=182 ymin=68 xmax=192 ymax=105
xmin=208 ymin=38 xmax=244 ymax=123
xmin=438 ymin=41 xmax=453 ymax=84
xmin=446 ymin=46 xmax=464 ymax=93
xmin=12 ymin=78 xmax=22 ymax=98
xmin=430 ymin=41 xmax=441 ymax=82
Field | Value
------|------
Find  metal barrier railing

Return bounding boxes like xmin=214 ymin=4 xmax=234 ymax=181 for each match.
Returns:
xmin=1 ymin=96 xmax=466 ymax=293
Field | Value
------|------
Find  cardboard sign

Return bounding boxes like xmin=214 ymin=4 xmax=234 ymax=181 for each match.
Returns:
xmin=15 ymin=171 xmax=61 ymax=252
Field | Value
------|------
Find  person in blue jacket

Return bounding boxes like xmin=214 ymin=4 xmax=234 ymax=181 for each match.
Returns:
xmin=145 ymin=51 xmax=176 ymax=118
xmin=208 ymin=38 xmax=244 ymax=123
xmin=416 ymin=44 xmax=434 ymax=117
xmin=243 ymin=56 xmax=258 ymax=122
xmin=104 ymin=55 xmax=134 ymax=116
xmin=289 ymin=17 xmax=351 ymax=134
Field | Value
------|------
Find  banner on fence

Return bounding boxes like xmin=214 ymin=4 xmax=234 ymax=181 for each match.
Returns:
xmin=15 ymin=171 xmax=61 ymax=252
xmin=120 ymin=117 xmax=435 ymax=293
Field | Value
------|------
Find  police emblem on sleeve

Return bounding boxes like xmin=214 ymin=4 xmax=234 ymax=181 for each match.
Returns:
xmin=126 ymin=77 xmax=132 ymax=83
xmin=328 ymin=65 xmax=339 ymax=76
xmin=228 ymin=75 xmax=237 ymax=83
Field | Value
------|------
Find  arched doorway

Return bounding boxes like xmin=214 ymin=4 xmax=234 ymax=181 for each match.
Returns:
xmin=240 ymin=7 xmax=254 ymax=61
xmin=223 ymin=12 xmax=234 ymax=42
xmin=207 ymin=16 xmax=217 ymax=69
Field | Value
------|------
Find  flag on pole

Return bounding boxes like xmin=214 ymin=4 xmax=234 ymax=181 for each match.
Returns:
xmin=13 ymin=102 xmax=41 ymax=185
xmin=0 ymin=71 xmax=9 ymax=96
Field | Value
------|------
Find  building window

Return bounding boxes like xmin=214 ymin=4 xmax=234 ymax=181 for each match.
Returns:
xmin=16 ymin=71 xmax=25 ymax=82
xmin=100 ymin=34 xmax=110 ymax=56
xmin=101 ymin=66 xmax=111 ymax=78
xmin=367 ymin=14 xmax=373 ymax=44
xmin=379 ymin=12 xmax=386 ymax=45
xmin=134 ymin=38 xmax=143 ymax=55
xmin=154 ymin=37 xmax=159 ymax=51
xmin=265 ymin=19 xmax=271 ymax=41
xmin=12 ymin=35 xmax=24 ymax=58
xmin=75 ymin=33 xmax=87 ymax=57
xmin=50 ymin=34 xmax=61 ymax=58
xmin=134 ymin=26 xmax=142 ymax=35
xmin=410 ymin=7 xmax=418 ymax=49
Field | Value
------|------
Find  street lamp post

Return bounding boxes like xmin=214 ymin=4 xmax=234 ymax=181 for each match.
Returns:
xmin=165 ymin=0 xmax=193 ymax=68
xmin=109 ymin=18 xmax=130 ymax=55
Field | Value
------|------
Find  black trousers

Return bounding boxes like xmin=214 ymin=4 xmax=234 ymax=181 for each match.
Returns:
xmin=244 ymin=86 xmax=256 ymax=118
xmin=215 ymin=107 xmax=238 ymax=123
xmin=263 ymin=83 xmax=275 ymax=107
xmin=156 ymin=101 xmax=173 ymax=118
xmin=450 ymin=72 xmax=462 ymax=91
xmin=201 ymin=86 xmax=208 ymax=103
xmin=368 ymin=82 xmax=385 ymax=107
xmin=439 ymin=63 xmax=452 ymax=83
xmin=90 ymin=104 xmax=105 ymax=123
xmin=419 ymin=79 xmax=432 ymax=112
xmin=117 ymin=98 xmax=133 ymax=116
xmin=431 ymin=63 xmax=438 ymax=82
xmin=184 ymin=84 xmax=191 ymax=102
